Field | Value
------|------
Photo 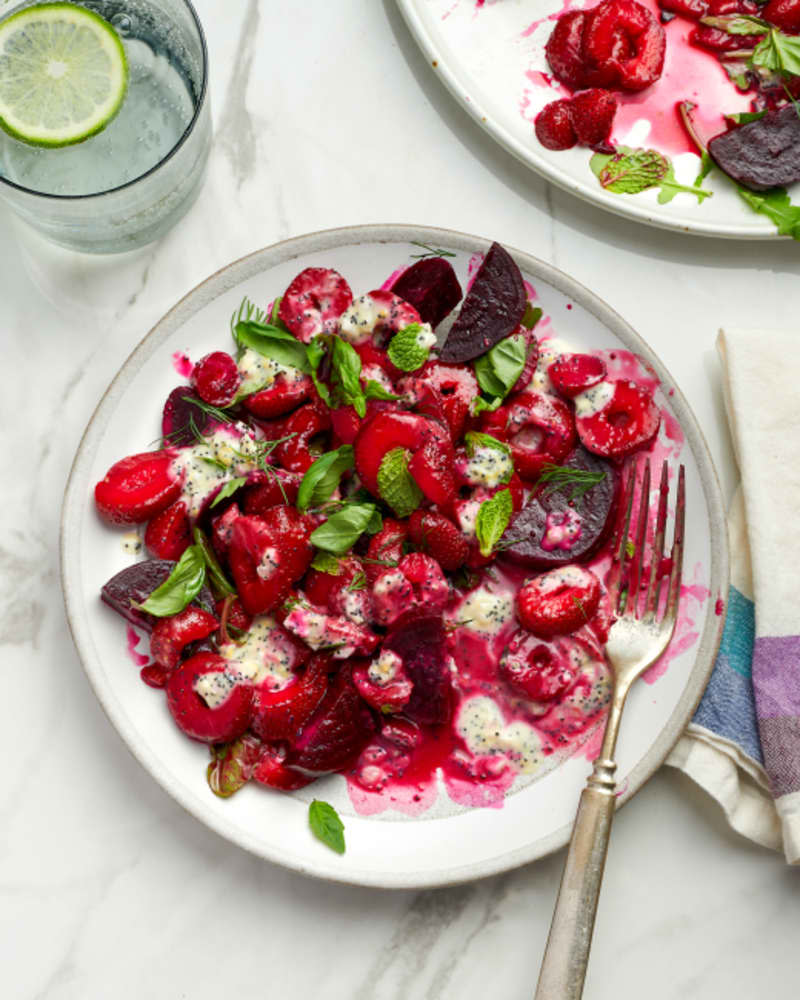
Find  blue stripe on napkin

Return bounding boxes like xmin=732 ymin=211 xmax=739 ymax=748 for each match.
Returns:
xmin=692 ymin=586 xmax=763 ymax=765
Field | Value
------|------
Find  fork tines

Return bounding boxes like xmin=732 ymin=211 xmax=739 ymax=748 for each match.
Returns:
xmin=606 ymin=458 xmax=685 ymax=623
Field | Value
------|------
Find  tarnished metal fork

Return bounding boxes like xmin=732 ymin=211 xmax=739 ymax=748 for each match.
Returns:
xmin=534 ymin=459 xmax=686 ymax=1000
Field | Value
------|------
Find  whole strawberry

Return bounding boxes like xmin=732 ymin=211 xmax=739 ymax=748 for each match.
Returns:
xmin=408 ymin=509 xmax=469 ymax=571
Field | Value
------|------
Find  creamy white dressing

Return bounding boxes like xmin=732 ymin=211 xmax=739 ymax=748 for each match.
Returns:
xmin=367 ymin=649 xmax=403 ymax=686
xmin=218 ymin=615 xmax=296 ymax=688
xmin=283 ymin=605 xmax=359 ymax=658
xmin=456 ymin=696 xmax=544 ymax=774
xmin=194 ymin=671 xmax=236 ymax=710
xmin=453 ymin=586 xmax=514 ymax=637
xmin=121 ymin=531 xmax=142 ymax=555
xmin=573 ymin=380 xmax=614 ymax=419
xmin=169 ymin=424 xmax=260 ymax=518
xmin=414 ymin=324 xmax=436 ymax=350
xmin=338 ymin=294 xmax=386 ymax=345
xmin=455 ymin=498 xmax=482 ymax=539
xmin=237 ymin=347 xmax=304 ymax=397
xmin=463 ymin=445 xmax=514 ymax=489
xmin=530 ymin=337 xmax=575 ymax=394
xmin=533 ymin=565 xmax=592 ymax=594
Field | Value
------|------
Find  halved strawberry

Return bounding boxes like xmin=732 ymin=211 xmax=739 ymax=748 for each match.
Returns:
xmin=303 ymin=555 xmax=365 ymax=609
xmin=576 ymin=379 xmax=660 ymax=459
xmin=339 ymin=290 xmax=422 ymax=347
xmin=535 ymin=99 xmax=577 ymax=151
xmin=253 ymin=742 xmax=315 ymax=790
xmin=352 ymin=653 xmax=413 ymax=713
xmin=511 ymin=326 xmax=540 ymax=393
xmin=354 ymin=410 xmax=456 ymax=506
xmin=545 ymin=9 xmax=589 ymax=89
xmin=570 ymin=89 xmax=617 ymax=151
xmin=240 ymin=468 xmax=301 ymax=515
xmin=242 ymin=372 xmax=313 ymax=419
xmin=548 ymin=353 xmax=607 ymax=398
xmin=500 ymin=631 xmax=577 ymax=702
xmin=95 ymin=450 xmax=181 ymax=526
xmin=364 ymin=519 xmax=408 ymax=584
xmin=481 ymin=390 xmax=575 ymax=481
xmin=150 ymin=606 xmax=219 ymax=670
xmin=191 ymin=351 xmax=241 ymax=407
xmin=582 ymin=0 xmax=666 ymax=92
xmin=166 ymin=652 xmax=254 ymax=743
xmin=251 ymin=655 xmax=329 ymax=742
xmin=408 ymin=509 xmax=469 ymax=571
xmin=371 ymin=553 xmax=449 ymax=626
xmin=227 ymin=509 xmax=313 ymax=615
xmin=144 ymin=499 xmax=191 ymax=560
xmin=278 ymin=267 xmax=353 ymax=343
xmin=272 ymin=403 xmax=332 ymax=474
xmin=517 ymin=565 xmax=601 ymax=637
xmin=418 ymin=361 xmax=479 ymax=440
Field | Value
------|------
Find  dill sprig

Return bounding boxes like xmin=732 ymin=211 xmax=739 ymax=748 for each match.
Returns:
xmin=409 ymin=240 xmax=456 ymax=259
xmin=537 ymin=463 xmax=607 ymax=503
xmin=230 ymin=295 xmax=268 ymax=340
xmin=181 ymin=395 xmax=233 ymax=423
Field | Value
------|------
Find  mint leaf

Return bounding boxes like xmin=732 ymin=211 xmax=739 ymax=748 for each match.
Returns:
xmin=234 ymin=320 xmax=310 ymax=373
xmin=736 ymin=186 xmax=800 ymax=238
xmin=751 ymin=28 xmax=800 ymax=75
xmin=521 ymin=302 xmax=543 ymax=330
xmin=210 ymin=476 xmax=248 ymax=509
xmin=475 ymin=489 xmax=513 ymax=558
xmin=364 ymin=380 xmax=400 ymax=402
xmin=193 ymin=528 xmax=236 ymax=597
xmin=594 ymin=148 xmax=669 ymax=194
xmin=310 ymin=551 xmax=342 ymax=574
xmin=310 ymin=502 xmax=378 ymax=555
xmin=377 ymin=447 xmax=423 ymax=518
xmin=138 ymin=545 xmax=206 ymax=616
xmin=465 ymin=431 xmax=511 ymax=458
xmin=657 ymin=162 xmax=713 ymax=205
xmin=297 ymin=445 xmax=354 ymax=511
xmin=387 ymin=323 xmax=432 ymax=372
xmin=309 ymin=799 xmax=345 ymax=854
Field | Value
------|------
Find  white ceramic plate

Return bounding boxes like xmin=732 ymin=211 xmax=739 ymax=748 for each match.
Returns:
xmin=61 ymin=225 xmax=728 ymax=888
xmin=396 ymin=0 xmax=785 ymax=239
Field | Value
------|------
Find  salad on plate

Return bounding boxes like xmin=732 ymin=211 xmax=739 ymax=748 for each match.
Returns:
xmin=92 ymin=241 xmax=689 ymax=849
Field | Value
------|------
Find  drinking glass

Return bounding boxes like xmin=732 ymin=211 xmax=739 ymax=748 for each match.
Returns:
xmin=0 ymin=0 xmax=211 ymax=253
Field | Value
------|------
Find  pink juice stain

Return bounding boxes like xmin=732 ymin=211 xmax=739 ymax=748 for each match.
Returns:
xmin=643 ymin=561 xmax=709 ymax=684
xmin=171 ymin=351 xmax=193 ymax=378
xmin=126 ymin=626 xmax=149 ymax=667
xmin=715 ymin=596 xmax=725 ymax=616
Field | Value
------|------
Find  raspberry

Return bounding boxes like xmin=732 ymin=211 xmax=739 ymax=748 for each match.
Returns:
xmin=570 ymin=89 xmax=618 ymax=151
xmin=517 ymin=566 xmax=601 ymax=638
xmin=535 ymin=99 xmax=577 ymax=151
xmin=191 ymin=351 xmax=241 ymax=407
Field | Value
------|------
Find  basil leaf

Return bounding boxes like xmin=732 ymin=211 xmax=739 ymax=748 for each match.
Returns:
xmin=306 ymin=336 xmax=332 ymax=406
xmin=471 ymin=395 xmax=504 ymax=415
xmin=235 ymin=320 xmax=311 ymax=373
xmin=310 ymin=502 xmax=378 ymax=555
xmin=521 ymin=303 xmax=542 ymax=330
xmin=475 ymin=489 xmax=513 ymax=558
xmin=473 ymin=357 xmax=507 ymax=398
xmin=309 ymin=799 xmax=345 ymax=854
xmin=387 ymin=323 xmax=432 ymax=372
xmin=364 ymin=380 xmax=400 ymax=402
xmin=138 ymin=544 xmax=207 ymax=616
xmin=331 ymin=337 xmax=366 ymax=417
xmin=193 ymin=528 xmax=236 ymax=597
xmin=465 ymin=431 xmax=511 ymax=458
xmin=297 ymin=445 xmax=354 ymax=511
xmin=210 ymin=476 xmax=248 ymax=509
xmin=366 ymin=508 xmax=384 ymax=534
xmin=474 ymin=333 xmax=527 ymax=400
xmin=376 ymin=447 xmax=423 ymax=518
xmin=310 ymin=550 xmax=343 ymax=575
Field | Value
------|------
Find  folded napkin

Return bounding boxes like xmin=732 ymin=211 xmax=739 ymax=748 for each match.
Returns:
xmin=667 ymin=328 xmax=800 ymax=863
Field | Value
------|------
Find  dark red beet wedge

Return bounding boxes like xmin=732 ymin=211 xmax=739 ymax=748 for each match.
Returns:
xmin=390 ymin=257 xmax=463 ymax=328
xmin=101 ymin=559 xmax=214 ymax=632
xmin=501 ymin=447 xmax=618 ymax=568
xmin=288 ymin=667 xmax=376 ymax=775
xmin=439 ymin=242 xmax=527 ymax=363
xmin=162 ymin=387 xmax=213 ymax=447
xmin=709 ymin=104 xmax=800 ymax=191
xmin=383 ymin=615 xmax=453 ymax=725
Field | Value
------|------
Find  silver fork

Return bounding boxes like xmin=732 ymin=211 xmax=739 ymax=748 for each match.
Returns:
xmin=534 ymin=459 xmax=686 ymax=1000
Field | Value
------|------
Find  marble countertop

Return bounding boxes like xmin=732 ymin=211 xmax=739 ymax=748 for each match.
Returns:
xmin=2 ymin=1 xmax=800 ymax=997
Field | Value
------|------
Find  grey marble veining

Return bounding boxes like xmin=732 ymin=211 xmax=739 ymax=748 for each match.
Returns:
xmin=3 ymin=1 xmax=800 ymax=998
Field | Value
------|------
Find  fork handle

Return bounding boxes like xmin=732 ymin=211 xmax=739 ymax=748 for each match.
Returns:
xmin=534 ymin=759 xmax=617 ymax=1000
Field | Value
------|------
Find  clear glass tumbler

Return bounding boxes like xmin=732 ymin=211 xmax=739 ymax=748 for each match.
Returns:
xmin=0 ymin=0 xmax=211 ymax=253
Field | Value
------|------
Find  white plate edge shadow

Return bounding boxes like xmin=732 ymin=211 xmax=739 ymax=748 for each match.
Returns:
xmin=60 ymin=223 xmax=729 ymax=888
xmin=394 ymin=0 xmax=783 ymax=241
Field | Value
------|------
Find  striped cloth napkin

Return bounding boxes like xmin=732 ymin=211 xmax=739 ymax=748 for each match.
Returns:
xmin=666 ymin=328 xmax=800 ymax=864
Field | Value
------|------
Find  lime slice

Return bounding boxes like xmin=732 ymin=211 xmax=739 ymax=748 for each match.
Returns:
xmin=0 ymin=2 xmax=128 ymax=148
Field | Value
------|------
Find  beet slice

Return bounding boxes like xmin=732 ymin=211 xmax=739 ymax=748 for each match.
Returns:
xmin=501 ymin=447 xmax=618 ymax=568
xmin=162 ymin=387 xmax=212 ymax=447
xmin=389 ymin=257 xmax=463 ymax=328
xmin=383 ymin=615 xmax=453 ymax=725
xmin=288 ymin=667 xmax=376 ymax=774
xmin=439 ymin=242 xmax=527 ymax=363
xmin=709 ymin=105 xmax=800 ymax=192
xmin=101 ymin=559 xmax=214 ymax=632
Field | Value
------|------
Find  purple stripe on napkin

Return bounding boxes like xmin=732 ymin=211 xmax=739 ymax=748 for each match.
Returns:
xmin=753 ymin=635 xmax=800 ymax=798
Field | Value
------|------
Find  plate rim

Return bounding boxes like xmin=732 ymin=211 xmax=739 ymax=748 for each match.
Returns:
xmin=393 ymin=0 xmax=779 ymax=241
xmin=61 ymin=223 xmax=729 ymax=888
